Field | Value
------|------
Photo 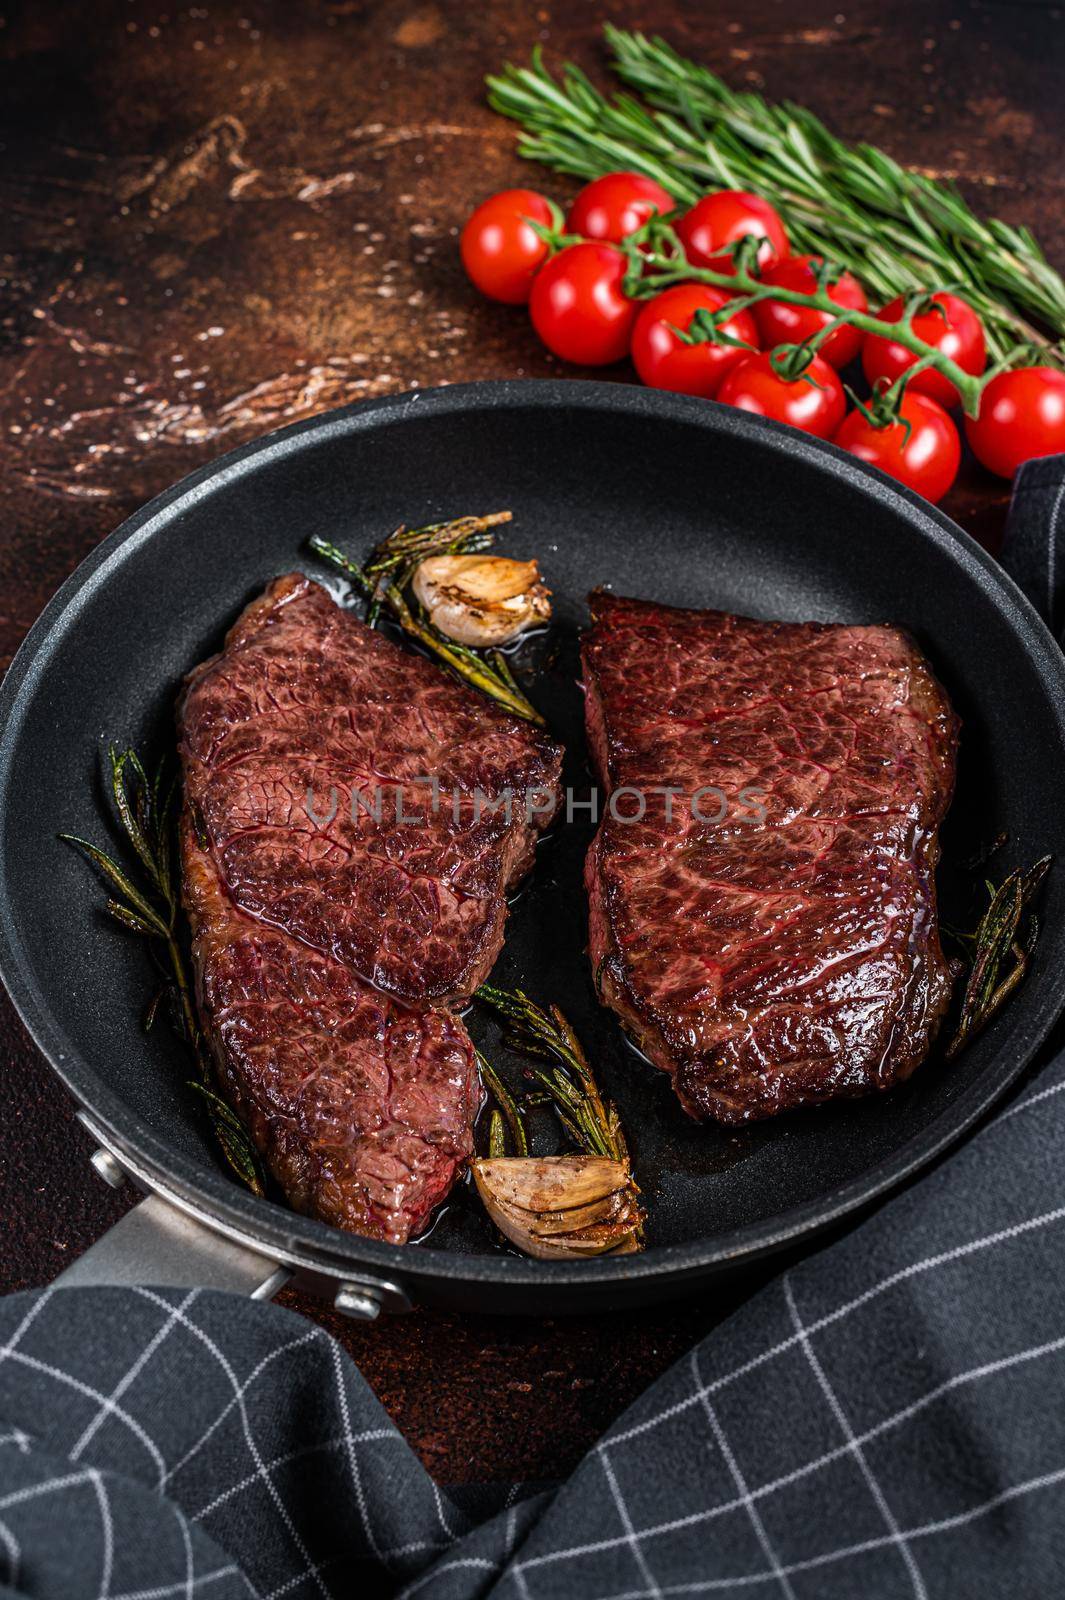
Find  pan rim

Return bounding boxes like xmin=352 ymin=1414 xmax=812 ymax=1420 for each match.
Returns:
xmin=3 ymin=377 xmax=1065 ymax=1292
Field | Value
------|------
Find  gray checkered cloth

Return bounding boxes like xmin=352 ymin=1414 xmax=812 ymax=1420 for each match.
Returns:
xmin=3 ymin=1042 xmax=1065 ymax=1599
xmin=4 ymin=460 xmax=1065 ymax=1599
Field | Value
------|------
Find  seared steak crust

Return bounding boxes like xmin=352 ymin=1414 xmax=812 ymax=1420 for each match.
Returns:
xmin=583 ymin=591 xmax=958 ymax=1124
xmin=179 ymin=573 xmax=561 ymax=1241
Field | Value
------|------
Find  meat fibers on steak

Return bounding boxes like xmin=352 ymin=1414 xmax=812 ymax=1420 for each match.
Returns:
xmin=582 ymin=591 xmax=958 ymax=1124
xmin=179 ymin=573 xmax=562 ymax=1241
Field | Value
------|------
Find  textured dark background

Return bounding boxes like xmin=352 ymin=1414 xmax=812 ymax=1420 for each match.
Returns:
xmin=2 ymin=0 xmax=1063 ymax=1486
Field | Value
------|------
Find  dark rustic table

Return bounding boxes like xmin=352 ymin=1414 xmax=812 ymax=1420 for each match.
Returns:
xmin=2 ymin=0 xmax=1062 ymax=1486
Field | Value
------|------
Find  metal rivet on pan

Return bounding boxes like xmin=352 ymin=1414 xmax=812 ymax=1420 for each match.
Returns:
xmin=89 ymin=1148 xmax=128 ymax=1190
xmin=333 ymin=1283 xmax=382 ymax=1321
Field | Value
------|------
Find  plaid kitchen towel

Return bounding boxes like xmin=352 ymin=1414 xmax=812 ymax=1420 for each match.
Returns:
xmin=4 ymin=463 xmax=1065 ymax=1600
xmin=3 ymin=1041 xmax=1065 ymax=1600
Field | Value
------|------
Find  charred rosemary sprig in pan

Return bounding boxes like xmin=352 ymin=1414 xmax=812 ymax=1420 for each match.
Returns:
xmin=476 ymin=1048 xmax=529 ymax=1158
xmin=60 ymin=746 xmax=265 ymax=1195
xmin=477 ymin=983 xmax=630 ymax=1161
xmin=947 ymin=855 xmax=1052 ymax=1060
xmin=307 ymin=520 xmax=545 ymax=725
xmin=472 ymin=985 xmax=644 ymax=1257
xmin=363 ymin=511 xmax=512 ymax=625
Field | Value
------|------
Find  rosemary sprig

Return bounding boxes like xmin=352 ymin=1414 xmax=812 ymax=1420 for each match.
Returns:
xmin=487 ymin=28 xmax=1065 ymax=364
xmin=364 ymin=512 xmax=512 ymax=625
xmin=487 ymin=1110 xmax=507 ymax=1159
xmin=61 ymin=747 xmax=266 ymax=1195
xmin=476 ymin=983 xmax=629 ymax=1162
xmin=307 ymin=526 xmax=545 ymax=725
xmin=476 ymin=1047 xmax=528 ymax=1157
xmin=946 ymin=855 xmax=1052 ymax=1060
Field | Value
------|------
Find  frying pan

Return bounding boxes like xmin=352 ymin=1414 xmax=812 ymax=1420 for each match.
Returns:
xmin=3 ymin=380 xmax=1065 ymax=1318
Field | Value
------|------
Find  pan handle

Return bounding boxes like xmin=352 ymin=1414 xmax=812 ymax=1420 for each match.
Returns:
xmin=58 ymin=1112 xmax=402 ymax=1319
xmin=54 ymin=1190 xmax=292 ymax=1299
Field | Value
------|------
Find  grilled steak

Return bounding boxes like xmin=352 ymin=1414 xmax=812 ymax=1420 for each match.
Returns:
xmin=179 ymin=573 xmax=561 ymax=1241
xmin=583 ymin=592 xmax=958 ymax=1124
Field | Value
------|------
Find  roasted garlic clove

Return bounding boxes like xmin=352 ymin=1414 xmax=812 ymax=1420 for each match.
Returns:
xmin=412 ymin=554 xmax=551 ymax=647
xmin=471 ymin=1154 xmax=644 ymax=1259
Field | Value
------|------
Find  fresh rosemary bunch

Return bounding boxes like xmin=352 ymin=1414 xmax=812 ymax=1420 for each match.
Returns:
xmin=487 ymin=26 xmax=1065 ymax=364
xmin=61 ymin=746 xmax=265 ymax=1195
xmin=476 ymin=983 xmax=629 ymax=1163
xmin=307 ymin=518 xmax=545 ymax=726
xmin=947 ymin=855 xmax=1052 ymax=1060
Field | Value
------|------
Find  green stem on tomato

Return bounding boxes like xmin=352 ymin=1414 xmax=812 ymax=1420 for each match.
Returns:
xmin=622 ymin=226 xmax=990 ymax=415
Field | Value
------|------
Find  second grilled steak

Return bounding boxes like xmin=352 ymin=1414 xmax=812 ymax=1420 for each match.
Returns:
xmin=583 ymin=592 xmax=959 ymax=1124
xmin=179 ymin=574 xmax=562 ymax=1240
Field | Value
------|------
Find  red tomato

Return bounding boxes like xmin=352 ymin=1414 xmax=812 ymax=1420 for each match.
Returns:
xmin=630 ymin=284 xmax=760 ymax=398
xmin=835 ymin=393 xmax=960 ymax=503
xmin=676 ymin=190 xmax=789 ymax=275
xmin=754 ymin=255 xmax=868 ymax=370
xmin=529 ymin=242 xmax=637 ymax=365
xmin=566 ymin=171 xmax=675 ymax=244
xmin=965 ymin=367 xmax=1065 ymax=479
xmin=716 ymin=350 xmax=845 ymax=438
xmin=460 ymin=188 xmax=555 ymax=305
xmin=861 ymin=291 xmax=987 ymax=407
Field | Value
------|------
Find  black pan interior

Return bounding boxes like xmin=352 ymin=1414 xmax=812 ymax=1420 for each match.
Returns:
xmin=2 ymin=381 xmax=1065 ymax=1309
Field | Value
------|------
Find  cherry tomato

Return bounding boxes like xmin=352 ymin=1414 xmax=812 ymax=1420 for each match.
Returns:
xmin=566 ymin=171 xmax=675 ymax=245
xmin=965 ymin=367 xmax=1065 ymax=479
xmin=529 ymin=242 xmax=637 ymax=366
xmin=754 ymin=255 xmax=868 ymax=370
xmin=630 ymin=284 xmax=760 ymax=398
xmin=460 ymin=188 xmax=555 ymax=305
xmin=716 ymin=350 xmax=845 ymax=438
xmin=676 ymin=190 xmax=789 ymax=275
xmin=861 ymin=291 xmax=986 ymax=407
xmin=835 ymin=393 xmax=960 ymax=503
